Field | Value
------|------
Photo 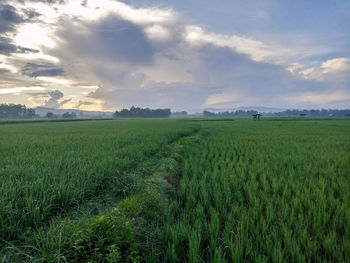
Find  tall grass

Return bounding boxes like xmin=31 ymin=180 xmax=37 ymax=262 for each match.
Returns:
xmin=2 ymin=118 xmax=349 ymax=262
xmin=163 ymin=119 xmax=350 ymax=262
xmin=0 ymin=119 xmax=198 ymax=242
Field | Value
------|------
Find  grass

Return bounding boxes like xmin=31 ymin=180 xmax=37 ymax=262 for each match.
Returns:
xmin=0 ymin=118 xmax=113 ymax=125
xmin=162 ymin=119 xmax=350 ymax=262
xmin=0 ymin=119 xmax=198 ymax=243
xmin=1 ymin=118 xmax=349 ymax=262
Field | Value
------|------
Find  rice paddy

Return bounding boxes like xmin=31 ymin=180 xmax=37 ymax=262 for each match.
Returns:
xmin=163 ymin=119 xmax=350 ymax=262
xmin=1 ymin=118 xmax=349 ymax=262
xmin=0 ymin=120 xmax=198 ymax=242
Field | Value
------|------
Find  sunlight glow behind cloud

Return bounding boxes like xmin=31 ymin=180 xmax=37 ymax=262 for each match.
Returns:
xmin=14 ymin=24 xmax=56 ymax=49
xmin=0 ymin=87 xmax=45 ymax=95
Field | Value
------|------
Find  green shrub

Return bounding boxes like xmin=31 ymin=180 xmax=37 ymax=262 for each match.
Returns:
xmin=67 ymin=211 xmax=140 ymax=263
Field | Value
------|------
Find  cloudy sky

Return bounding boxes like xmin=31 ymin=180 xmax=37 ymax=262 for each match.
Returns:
xmin=0 ymin=0 xmax=349 ymax=111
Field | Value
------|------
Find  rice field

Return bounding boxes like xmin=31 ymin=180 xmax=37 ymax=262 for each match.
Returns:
xmin=1 ymin=118 xmax=349 ymax=262
xmin=0 ymin=119 xmax=198 ymax=242
xmin=163 ymin=119 xmax=350 ymax=262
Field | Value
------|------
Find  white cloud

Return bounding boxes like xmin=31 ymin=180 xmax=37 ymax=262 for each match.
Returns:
xmin=320 ymin=58 xmax=350 ymax=74
xmin=0 ymin=55 xmax=17 ymax=72
xmin=289 ymin=57 xmax=350 ymax=82
xmin=285 ymin=90 xmax=350 ymax=106
xmin=145 ymin=24 xmax=171 ymax=41
xmin=203 ymin=92 xmax=240 ymax=107
xmin=185 ymin=25 xmax=271 ymax=62
xmin=14 ymin=53 xmax=60 ymax=63
xmin=0 ymin=86 xmax=45 ymax=94
xmin=36 ymin=76 xmax=71 ymax=85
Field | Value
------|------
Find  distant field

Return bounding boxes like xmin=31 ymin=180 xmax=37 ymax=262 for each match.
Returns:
xmin=0 ymin=118 xmax=112 ymax=125
xmin=1 ymin=118 xmax=349 ymax=262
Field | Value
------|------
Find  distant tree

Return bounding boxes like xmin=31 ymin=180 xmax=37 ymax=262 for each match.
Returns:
xmin=62 ymin=112 xmax=70 ymax=118
xmin=203 ymin=110 xmax=215 ymax=117
xmin=0 ymin=104 xmax=36 ymax=119
xmin=62 ymin=112 xmax=77 ymax=119
xmin=114 ymin=106 xmax=171 ymax=118
xmin=273 ymin=109 xmax=350 ymax=117
xmin=46 ymin=112 xmax=59 ymax=119
xmin=203 ymin=110 xmax=258 ymax=118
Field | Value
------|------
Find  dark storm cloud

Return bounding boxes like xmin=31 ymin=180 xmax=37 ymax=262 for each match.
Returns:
xmin=194 ymin=45 xmax=296 ymax=93
xmin=0 ymin=4 xmax=23 ymax=33
xmin=53 ymin=15 xmax=155 ymax=66
xmin=0 ymin=37 xmax=39 ymax=55
xmin=0 ymin=3 xmax=41 ymax=32
xmin=0 ymin=3 xmax=44 ymax=32
xmin=21 ymin=62 xmax=65 ymax=77
xmin=189 ymin=44 xmax=330 ymax=103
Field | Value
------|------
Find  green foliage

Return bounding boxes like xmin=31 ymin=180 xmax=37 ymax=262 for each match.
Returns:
xmin=68 ymin=212 xmax=139 ymax=263
xmin=61 ymin=112 xmax=76 ymax=119
xmin=114 ymin=106 xmax=171 ymax=118
xmin=57 ymin=187 xmax=166 ymax=263
xmin=0 ymin=104 xmax=36 ymax=119
xmin=0 ymin=119 xmax=198 ymax=242
xmin=46 ymin=112 xmax=57 ymax=119
xmin=203 ymin=109 xmax=258 ymax=118
xmin=1 ymin=118 xmax=349 ymax=262
xmin=163 ymin=119 xmax=350 ymax=262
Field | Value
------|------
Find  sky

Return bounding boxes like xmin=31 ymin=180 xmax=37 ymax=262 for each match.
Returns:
xmin=0 ymin=0 xmax=349 ymax=111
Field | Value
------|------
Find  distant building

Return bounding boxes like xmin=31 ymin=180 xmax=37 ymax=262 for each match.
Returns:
xmin=299 ymin=113 xmax=306 ymax=117
xmin=252 ymin=113 xmax=262 ymax=119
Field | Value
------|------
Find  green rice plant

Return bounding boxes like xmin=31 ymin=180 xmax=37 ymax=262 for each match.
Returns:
xmin=2 ymin=118 xmax=349 ymax=262
xmin=0 ymin=119 xmax=198 ymax=243
xmin=163 ymin=119 xmax=350 ymax=262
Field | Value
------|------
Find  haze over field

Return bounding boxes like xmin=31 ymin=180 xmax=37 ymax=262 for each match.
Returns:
xmin=0 ymin=0 xmax=349 ymax=111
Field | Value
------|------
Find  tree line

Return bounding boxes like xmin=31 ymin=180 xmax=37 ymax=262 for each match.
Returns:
xmin=46 ymin=112 xmax=77 ymax=119
xmin=203 ymin=109 xmax=350 ymax=118
xmin=113 ymin=106 xmax=171 ymax=118
xmin=273 ymin=109 xmax=350 ymax=117
xmin=0 ymin=104 xmax=77 ymax=119
xmin=203 ymin=110 xmax=259 ymax=118
xmin=1 ymin=104 xmax=350 ymax=119
xmin=0 ymin=104 xmax=36 ymax=119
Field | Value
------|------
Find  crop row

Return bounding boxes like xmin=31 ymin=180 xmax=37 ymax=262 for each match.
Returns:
xmin=163 ymin=120 xmax=350 ymax=262
xmin=0 ymin=119 xmax=198 ymax=242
